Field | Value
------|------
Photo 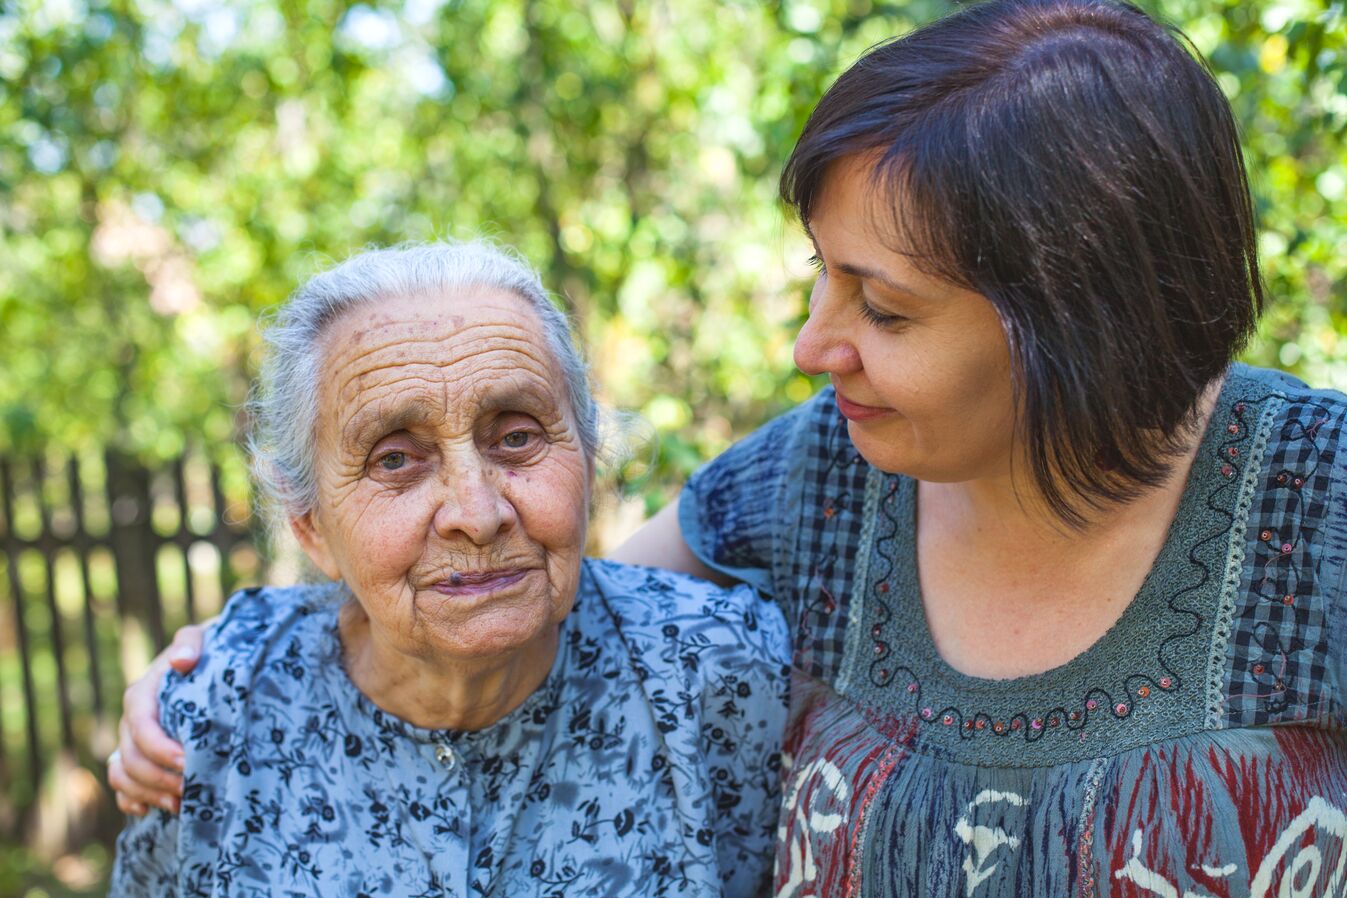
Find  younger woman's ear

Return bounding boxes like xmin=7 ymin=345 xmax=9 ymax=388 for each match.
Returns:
xmin=289 ymin=512 xmax=341 ymax=581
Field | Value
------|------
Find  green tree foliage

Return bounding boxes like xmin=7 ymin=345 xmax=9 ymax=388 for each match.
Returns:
xmin=1 ymin=0 xmax=1343 ymax=511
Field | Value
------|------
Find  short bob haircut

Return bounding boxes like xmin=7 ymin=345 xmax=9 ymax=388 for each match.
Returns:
xmin=781 ymin=0 xmax=1263 ymax=525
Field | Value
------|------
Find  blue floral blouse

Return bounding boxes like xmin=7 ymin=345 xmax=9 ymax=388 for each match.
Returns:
xmin=111 ymin=558 xmax=790 ymax=897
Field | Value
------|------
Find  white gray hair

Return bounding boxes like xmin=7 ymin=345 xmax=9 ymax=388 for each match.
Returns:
xmin=248 ymin=240 xmax=598 ymax=519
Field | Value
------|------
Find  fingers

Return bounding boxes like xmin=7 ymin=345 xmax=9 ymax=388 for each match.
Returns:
xmin=124 ymin=658 xmax=186 ymax=773
xmin=166 ymin=623 xmax=206 ymax=674
xmin=114 ymin=790 xmax=148 ymax=817
xmin=108 ymin=729 xmax=179 ymax=814
xmin=108 ymin=621 xmax=209 ymax=817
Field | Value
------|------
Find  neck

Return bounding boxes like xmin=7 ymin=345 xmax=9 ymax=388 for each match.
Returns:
xmin=924 ymin=378 xmax=1224 ymax=547
xmin=338 ymin=602 xmax=560 ymax=731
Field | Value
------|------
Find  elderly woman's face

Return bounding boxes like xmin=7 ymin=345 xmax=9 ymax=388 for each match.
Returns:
xmin=295 ymin=287 xmax=591 ymax=662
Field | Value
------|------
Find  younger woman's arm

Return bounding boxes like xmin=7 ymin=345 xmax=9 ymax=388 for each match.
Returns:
xmin=606 ymin=496 xmax=735 ymax=585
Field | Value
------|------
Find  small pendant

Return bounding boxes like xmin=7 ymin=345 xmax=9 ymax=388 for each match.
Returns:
xmin=435 ymin=743 xmax=456 ymax=771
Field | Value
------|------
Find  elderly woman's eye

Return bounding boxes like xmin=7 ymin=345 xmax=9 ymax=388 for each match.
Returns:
xmin=378 ymin=452 xmax=407 ymax=470
xmin=501 ymin=431 xmax=532 ymax=449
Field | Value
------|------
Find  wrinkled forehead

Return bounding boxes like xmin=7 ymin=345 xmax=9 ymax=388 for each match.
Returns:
xmin=313 ymin=287 xmax=569 ymax=439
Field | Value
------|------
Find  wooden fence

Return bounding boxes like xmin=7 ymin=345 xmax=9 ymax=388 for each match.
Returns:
xmin=0 ymin=449 xmax=264 ymax=848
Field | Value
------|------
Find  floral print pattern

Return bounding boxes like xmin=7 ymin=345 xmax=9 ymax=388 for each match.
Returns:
xmin=112 ymin=559 xmax=790 ymax=897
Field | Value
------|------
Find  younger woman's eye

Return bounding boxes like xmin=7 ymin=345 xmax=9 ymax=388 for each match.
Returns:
xmin=501 ymin=431 xmax=532 ymax=449
xmin=378 ymin=451 xmax=407 ymax=471
xmin=807 ymin=254 xmax=826 ymax=272
xmin=860 ymin=303 xmax=907 ymax=329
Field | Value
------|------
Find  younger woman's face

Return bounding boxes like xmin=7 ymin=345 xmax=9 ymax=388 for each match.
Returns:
xmin=793 ymin=156 xmax=1018 ymax=483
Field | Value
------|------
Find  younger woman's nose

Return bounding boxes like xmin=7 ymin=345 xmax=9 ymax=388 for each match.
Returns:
xmin=794 ymin=287 xmax=862 ymax=377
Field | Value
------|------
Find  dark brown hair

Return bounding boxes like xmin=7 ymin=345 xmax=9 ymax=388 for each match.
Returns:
xmin=781 ymin=0 xmax=1263 ymax=525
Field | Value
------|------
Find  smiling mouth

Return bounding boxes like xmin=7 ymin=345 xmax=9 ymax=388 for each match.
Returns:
xmin=834 ymin=390 xmax=895 ymax=422
xmin=430 ymin=569 xmax=531 ymax=597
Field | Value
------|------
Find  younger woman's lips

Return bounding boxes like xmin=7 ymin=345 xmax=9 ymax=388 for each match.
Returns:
xmin=431 ymin=569 xmax=530 ymax=597
xmin=835 ymin=391 xmax=894 ymax=422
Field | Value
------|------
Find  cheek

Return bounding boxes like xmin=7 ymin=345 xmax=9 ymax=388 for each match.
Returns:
xmin=857 ymin=332 xmax=932 ymax=409
xmin=329 ymin=485 xmax=435 ymax=583
xmin=855 ymin=342 xmax=1015 ymax=470
xmin=509 ymin=462 xmax=590 ymax=552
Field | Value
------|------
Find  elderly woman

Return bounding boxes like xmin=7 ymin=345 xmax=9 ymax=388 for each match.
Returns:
xmin=110 ymin=242 xmax=788 ymax=896
xmin=117 ymin=1 xmax=1347 ymax=895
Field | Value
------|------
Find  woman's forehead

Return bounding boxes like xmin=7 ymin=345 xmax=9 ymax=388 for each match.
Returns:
xmin=315 ymin=289 xmax=566 ymax=430
xmin=322 ymin=288 xmax=547 ymax=371
xmin=337 ymin=374 xmax=564 ymax=448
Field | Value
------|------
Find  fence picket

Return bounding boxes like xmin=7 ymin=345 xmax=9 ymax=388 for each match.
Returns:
xmin=70 ymin=458 xmax=106 ymax=723
xmin=0 ymin=459 xmax=44 ymax=797
xmin=0 ymin=449 xmax=261 ymax=842
xmin=35 ymin=458 xmax=76 ymax=751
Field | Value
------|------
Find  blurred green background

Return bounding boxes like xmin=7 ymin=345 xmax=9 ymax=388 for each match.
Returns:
xmin=0 ymin=0 xmax=1344 ymax=893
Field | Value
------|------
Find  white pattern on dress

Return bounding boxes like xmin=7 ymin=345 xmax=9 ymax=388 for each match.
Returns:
xmin=777 ymin=754 xmax=850 ymax=897
xmin=955 ymin=789 xmax=1026 ymax=896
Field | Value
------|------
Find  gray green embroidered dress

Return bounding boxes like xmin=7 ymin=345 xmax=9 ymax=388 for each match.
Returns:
xmin=680 ymin=363 xmax=1347 ymax=898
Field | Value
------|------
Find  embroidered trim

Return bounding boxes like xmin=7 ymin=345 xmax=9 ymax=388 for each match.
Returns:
xmin=1223 ymin=396 xmax=1339 ymax=724
xmin=862 ymin=388 xmax=1257 ymax=745
xmin=844 ymin=739 xmax=905 ymax=898
xmin=1204 ymin=395 xmax=1281 ymax=729
xmin=865 ymin=478 xmax=909 ymax=695
xmin=837 ymin=466 xmax=885 ymax=698
xmin=1076 ymin=756 xmax=1109 ymax=898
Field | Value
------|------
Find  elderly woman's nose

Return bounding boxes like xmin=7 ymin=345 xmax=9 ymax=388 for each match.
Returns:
xmin=431 ymin=463 xmax=518 ymax=545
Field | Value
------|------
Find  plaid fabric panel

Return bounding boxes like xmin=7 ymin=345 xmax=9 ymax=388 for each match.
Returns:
xmin=683 ymin=388 xmax=875 ymax=684
xmin=682 ymin=405 xmax=798 ymax=595
xmin=781 ymin=389 xmax=876 ymax=682
xmin=1223 ymin=386 xmax=1346 ymax=727
xmin=786 ymin=390 xmax=878 ymax=681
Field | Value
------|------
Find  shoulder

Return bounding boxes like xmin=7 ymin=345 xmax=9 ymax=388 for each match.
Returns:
xmin=679 ymin=388 xmax=866 ymax=593
xmin=1231 ymin=363 xmax=1347 ymax=405
xmin=195 ymin=582 xmax=341 ymax=673
xmin=1231 ymin=364 xmax=1347 ymax=546
xmin=1219 ymin=364 xmax=1347 ymax=727
xmin=701 ymin=385 xmax=871 ymax=508
xmin=1227 ymin=364 xmax=1347 ymax=508
xmin=579 ymin=558 xmax=791 ymax=677
xmin=160 ymin=583 xmax=343 ymax=734
xmin=691 ymin=387 xmax=848 ymax=485
xmin=1230 ymin=364 xmax=1347 ymax=438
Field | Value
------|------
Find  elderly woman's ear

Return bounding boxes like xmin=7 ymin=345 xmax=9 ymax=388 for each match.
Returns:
xmin=290 ymin=512 xmax=340 ymax=580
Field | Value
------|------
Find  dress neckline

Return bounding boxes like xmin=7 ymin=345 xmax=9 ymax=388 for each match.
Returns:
xmin=901 ymin=368 xmax=1242 ymax=692
xmin=320 ymin=588 xmax=573 ymax=750
xmin=841 ymin=364 xmax=1273 ymax=764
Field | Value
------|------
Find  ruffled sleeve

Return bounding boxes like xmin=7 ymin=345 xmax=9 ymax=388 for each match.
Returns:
xmin=678 ymin=392 xmax=835 ymax=600
xmin=109 ymin=586 xmax=330 ymax=895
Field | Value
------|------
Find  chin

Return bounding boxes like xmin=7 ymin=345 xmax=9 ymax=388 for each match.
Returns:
xmin=429 ymin=604 xmax=563 ymax=661
xmin=845 ymin=421 xmax=916 ymax=475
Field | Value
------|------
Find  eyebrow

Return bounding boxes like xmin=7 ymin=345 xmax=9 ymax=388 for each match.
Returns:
xmin=803 ymin=225 xmax=926 ymax=298
xmin=339 ymin=380 xmax=563 ymax=448
xmin=342 ymin=400 xmax=437 ymax=447
xmin=832 ymin=261 xmax=926 ymax=298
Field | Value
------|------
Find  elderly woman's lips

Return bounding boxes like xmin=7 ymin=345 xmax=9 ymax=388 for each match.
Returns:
xmin=431 ymin=569 xmax=531 ymax=596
